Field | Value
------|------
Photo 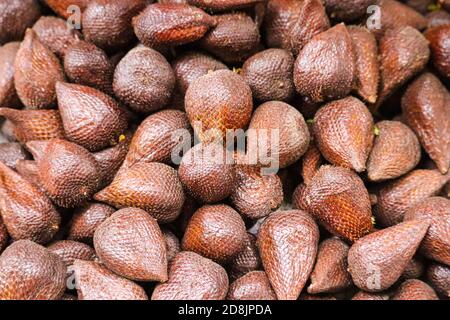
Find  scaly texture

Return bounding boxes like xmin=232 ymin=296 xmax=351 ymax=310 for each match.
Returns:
xmin=293 ymin=24 xmax=355 ymax=103
xmin=43 ymin=0 xmax=90 ymax=19
xmin=0 ymin=42 xmax=21 ymax=107
xmin=56 ymin=82 xmax=127 ymax=152
xmin=404 ymin=197 xmax=450 ymax=266
xmin=0 ymin=142 xmax=28 ymax=169
xmin=304 ymin=165 xmax=373 ymax=242
xmin=228 ymin=233 xmax=261 ymax=280
xmin=348 ymin=220 xmax=430 ymax=292
xmin=312 ymin=97 xmax=374 ymax=173
xmin=0 ymin=240 xmax=66 ymax=300
xmin=162 ymin=228 xmax=181 ymax=262
xmin=0 ymin=161 xmax=60 ymax=244
xmin=374 ymin=169 xmax=449 ymax=227
xmin=152 ymin=251 xmax=228 ymax=300
xmin=0 ymin=218 xmax=8 ymax=253
xmin=227 ymin=271 xmax=277 ymax=300
xmin=301 ymin=143 xmax=324 ymax=185
xmin=307 ymin=237 xmax=353 ymax=294
xmin=402 ymin=73 xmax=450 ymax=174
xmin=257 ymin=210 xmax=319 ymax=300
xmin=0 ymin=108 xmax=65 ymax=144
xmin=323 ymin=0 xmax=376 ymax=22
xmin=391 ymin=279 xmax=439 ymax=300
xmin=133 ymin=3 xmax=215 ymax=47
xmin=27 ymin=139 xmax=101 ymax=208
xmin=113 ymin=46 xmax=175 ymax=114
xmin=94 ymin=162 xmax=185 ymax=223
xmin=182 ymin=204 xmax=247 ymax=264
xmin=185 ymin=70 xmax=253 ymax=142
xmin=367 ymin=121 xmax=421 ymax=182
xmin=242 ymin=48 xmax=295 ymax=102
xmin=47 ymin=240 xmax=96 ymax=267
xmin=426 ymin=262 xmax=450 ymax=297
xmin=94 ymin=208 xmax=168 ymax=282
xmin=292 ymin=183 xmax=309 ymax=211
xmin=0 ymin=0 xmax=41 ymax=45
xmin=14 ymin=29 xmax=65 ymax=109
xmin=73 ymin=259 xmax=148 ymax=300
xmin=187 ymin=0 xmax=263 ymax=11
xmin=425 ymin=25 xmax=450 ymax=78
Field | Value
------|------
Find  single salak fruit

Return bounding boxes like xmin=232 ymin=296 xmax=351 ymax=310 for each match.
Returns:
xmin=187 ymin=0 xmax=264 ymax=11
xmin=14 ymin=29 xmax=65 ymax=109
xmin=0 ymin=0 xmax=41 ymax=45
xmin=293 ymin=24 xmax=355 ymax=103
xmin=94 ymin=162 xmax=185 ymax=223
xmin=94 ymin=208 xmax=168 ymax=282
xmin=228 ymin=233 xmax=261 ymax=280
xmin=257 ymin=210 xmax=319 ymax=300
xmin=47 ymin=240 xmax=96 ymax=267
xmin=43 ymin=0 xmax=90 ymax=19
xmin=182 ymin=204 xmax=247 ymax=264
xmin=227 ymin=271 xmax=277 ymax=300
xmin=404 ymin=197 xmax=450 ymax=266
xmin=402 ymin=73 xmax=450 ymax=174
xmin=162 ymin=228 xmax=180 ymax=262
xmin=0 ymin=240 xmax=66 ymax=300
xmin=426 ymin=263 xmax=450 ymax=297
xmin=307 ymin=237 xmax=353 ymax=294
xmin=304 ymin=165 xmax=373 ymax=242
xmin=0 ymin=161 xmax=60 ymax=244
xmin=26 ymin=139 xmax=101 ymax=208
xmin=367 ymin=121 xmax=421 ymax=182
xmin=73 ymin=260 xmax=148 ymax=300
xmin=0 ymin=142 xmax=28 ymax=170
xmin=0 ymin=42 xmax=21 ymax=107
xmin=425 ymin=25 xmax=450 ymax=78
xmin=133 ymin=3 xmax=215 ymax=48
xmin=301 ymin=142 xmax=324 ymax=185
xmin=152 ymin=251 xmax=229 ymax=300
xmin=391 ymin=279 xmax=439 ymax=300
xmin=374 ymin=169 xmax=449 ymax=227
xmin=323 ymin=0 xmax=376 ymax=22
xmin=348 ymin=219 xmax=430 ymax=292
xmin=312 ymin=97 xmax=374 ymax=173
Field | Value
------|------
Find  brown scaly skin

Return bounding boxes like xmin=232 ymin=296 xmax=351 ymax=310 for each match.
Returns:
xmin=426 ymin=10 xmax=450 ymax=29
xmin=47 ymin=240 xmax=96 ymax=267
xmin=0 ymin=0 xmax=41 ymax=45
xmin=187 ymin=0 xmax=264 ymax=11
xmin=14 ymin=160 xmax=44 ymax=193
xmin=323 ymin=0 xmax=376 ymax=22
xmin=182 ymin=204 xmax=247 ymax=264
xmin=227 ymin=271 xmax=277 ymax=300
xmin=348 ymin=220 xmax=430 ymax=292
xmin=0 ymin=240 xmax=66 ymax=300
xmin=152 ymin=251 xmax=229 ymax=300
xmin=292 ymin=183 xmax=309 ymax=211
xmin=426 ymin=263 xmax=450 ymax=297
xmin=73 ymin=259 xmax=148 ymax=300
xmin=404 ymin=197 xmax=450 ymax=266
xmin=0 ymin=42 xmax=21 ymax=108
xmin=94 ymin=208 xmax=168 ymax=282
xmin=43 ymin=0 xmax=90 ymax=19
xmin=162 ymin=228 xmax=181 ymax=262
xmin=391 ymin=279 xmax=439 ymax=300
xmin=257 ymin=210 xmax=319 ymax=300
xmin=425 ymin=24 xmax=450 ymax=78
xmin=0 ymin=142 xmax=28 ymax=170
xmin=301 ymin=142 xmax=324 ymax=185
xmin=228 ymin=233 xmax=261 ymax=281
xmin=0 ymin=218 xmax=9 ymax=253
xmin=133 ymin=3 xmax=215 ymax=48
xmin=402 ymin=73 xmax=450 ymax=174
xmin=401 ymin=256 xmax=425 ymax=280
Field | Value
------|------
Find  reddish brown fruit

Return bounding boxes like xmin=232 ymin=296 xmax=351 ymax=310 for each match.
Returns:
xmin=348 ymin=26 xmax=379 ymax=104
xmin=0 ymin=142 xmax=28 ymax=169
xmin=307 ymin=237 xmax=352 ymax=294
xmin=94 ymin=162 xmax=185 ymax=223
xmin=73 ymin=260 xmax=148 ymax=300
xmin=0 ymin=42 xmax=21 ymax=107
xmin=68 ymin=203 xmax=115 ymax=244
xmin=122 ymin=110 xmax=191 ymax=169
xmin=63 ymin=41 xmax=114 ymax=94
xmin=14 ymin=160 xmax=43 ymax=192
xmin=47 ymin=240 xmax=96 ymax=267
xmin=301 ymin=143 xmax=324 ymax=185
xmin=402 ymin=256 xmax=425 ymax=280
xmin=162 ymin=228 xmax=181 ymax=262
xmin=0 ymin=108 xmax=65 ymax=144
xmin=185 ymin=70 xmax=253 ymax=142
xmin=56 ymin=82 xmax=127 ymax=152
xmin=351 ymin=291 xmax=389 ymax=300
xmin=258 ymin=210 xmax=319 ymax=300
xmin=426 ymin=10 xmax=450 ymax=29
xmin=312 ymin=97 xmax=374 ymax=173
xmin=292 ymin=183 xmax=309 ymax=211
xmin=14 ymin=29 xmax=65 ymax=109
xmin=227 ymin=271 xmax=277 ymax=300
xmin=367 ymin=121 xmax=421 ymax=182
xmin=304 ymin=165 xmax=373 ymax=242
xmin=0 ymin=161 xmax=60 ymax=244
xmin=374 ymin=169 xmax=450 ymax=227
xmin=32 ymin=16 xmax=81 ymax=58
xmin=404 ymin=197 xmax=450 ymax=266
xmin=199 ymin=13 xmax=260 ymax=64
xmin=241 ymin=49 xmax=295 ymax=102
xmin=426 ymin=263 xmax=450 ymax=297
xmin=94 ymin=208 xmax=168 ymax=282
xmin=348 ymin=219 xmax=430 ymax=292
xmin=133 ymin=4 xmax=215 ymax=48
xmin=179 ymin=143 xmax=236 ymax=203
xmin=27 ymin=139 xmax=101 ymax=208
xmin=82 ymin=0 xmax=147 ymax=51
xmin=113 ymin=46 xmax=175 ymax=114
xmin=248 ymin=101 xmax=310 ymax=169
xmin=0 ymin=0 xmax=41 ymax=45
xmin=43 ymin=0 xmax=90 ymax=19
xmin=392 ymin=279 xmax=439 ymax=300
xmin=425 ymin=24 xmax=450 ymax=78
xmin=377 ymin=26 xmax=430 ymax=106
xmin=293 ymin=24 xmax=355 ymax=103
xmin=187 ymin=0 xmax=263 ymax=11
xmin=323 ymin=0 xmax=376 ymax=22
xmin=152 ymin=251 xmax=229 ymax=300
xmin=182 ymin=204 xmax=246 ymax=264
xmin=0 ymin=218 xmax=9 ymax=253
xmin=228 ymin=233 xmax=261 ymax=280
xmin=0 ymin=240 xmax=66 ymax=300
xmin=172 ymin=51 xmax=227 ymax=95
xmin=402 ymin=73 xmax=450 ymax=174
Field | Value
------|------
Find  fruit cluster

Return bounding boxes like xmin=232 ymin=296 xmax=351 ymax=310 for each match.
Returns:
xmin=0 ymin=0 xmax=449 ymax=300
